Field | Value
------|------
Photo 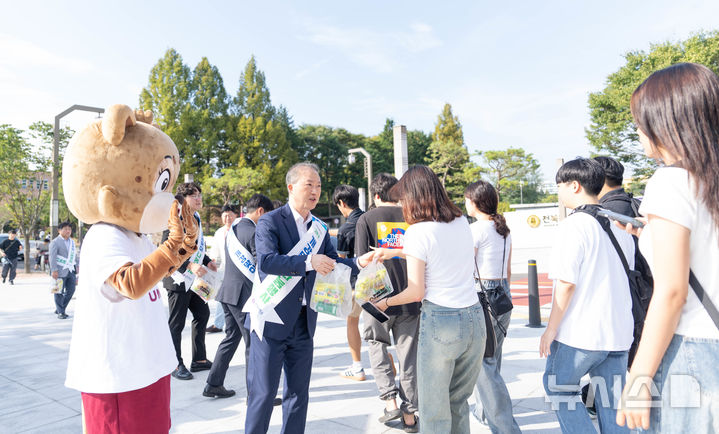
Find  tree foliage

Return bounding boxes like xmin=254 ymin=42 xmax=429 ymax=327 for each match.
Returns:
xmin=228 ymin=56 xmax=297 ymax=198
xmin=203 ymin=167 xmax=264 ymax=207
xmin=479 ymin=147 xmax=544 ymax=203
xmin=0 ymin=125 xmax=53 ymax=272
xmin=428 ymin=103 xmax=472 ymax=201
xmin=139 ymin=49 xmax=195 ymax=179
xmin=586 ymin=31 xmax=719 ymax=181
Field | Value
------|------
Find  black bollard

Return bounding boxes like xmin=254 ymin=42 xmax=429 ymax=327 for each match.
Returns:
xmin=527 ymin=259 xmax=544 ymax=328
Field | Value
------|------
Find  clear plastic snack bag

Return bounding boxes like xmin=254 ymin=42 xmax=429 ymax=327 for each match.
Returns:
xmin=190 ymin=268 xmax=221 ymax=303
xmin=50 ymin=278 xmax=63 ymax=294
xmin=354 ymin=261 xmax=394 ymax=304
xmin=310 ymin=263 xmax=353 ymax=318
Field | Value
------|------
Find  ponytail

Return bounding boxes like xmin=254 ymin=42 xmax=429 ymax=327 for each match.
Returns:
xmin=464 ymin=180 xmax=511 ymax=238
xmin=490 ymin=213 xmax=510 ymax=238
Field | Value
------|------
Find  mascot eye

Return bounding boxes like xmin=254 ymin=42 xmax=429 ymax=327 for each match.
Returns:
xmin=154 ymin=169 xmax=171 ymax=193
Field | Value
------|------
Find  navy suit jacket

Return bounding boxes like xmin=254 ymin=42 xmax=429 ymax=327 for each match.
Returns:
xmin=253 ymin=204 xmax=358 ymax=340
xmin=215 ymin=218 xmax=256 ymax=308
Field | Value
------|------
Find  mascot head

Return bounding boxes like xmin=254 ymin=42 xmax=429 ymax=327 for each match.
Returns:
xmin=63 ymin=104 xmax=181 ymax=233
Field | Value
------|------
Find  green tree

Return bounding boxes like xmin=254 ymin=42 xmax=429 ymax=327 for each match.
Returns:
xmin=28 ymin=121 xmax=74 ymax=227
xmin=407 ymin=129 xmax=432 ymax=166
xmin=479 ymin=148 xmax=544 ymax=204
xmin=428 ymin=103 xmax=473 ymax=200
xmin=0 ymin=125 xmax=52 ymax=272
xmin=186 ymin=57 xmax=230 ymax=180
xmin=586 ymin=31 xmax=719 ymax=182
xmin=139 ymin=49 xmax=194 ymax=180
xmin=228 ymin=56 xmax=297 ymax=198
xmin=203 ymin=166 xmax=264 ymax=207
xmin=365 ymin=119 xmax=395 ymax=176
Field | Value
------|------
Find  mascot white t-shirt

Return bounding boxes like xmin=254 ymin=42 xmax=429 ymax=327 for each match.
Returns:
xmin=65 ymin=223 xmax=176 ymax=393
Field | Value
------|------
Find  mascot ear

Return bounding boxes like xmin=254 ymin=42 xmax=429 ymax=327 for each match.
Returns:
xmin=98 ymin=185 xmax=120 ymax=219
xmin=102 ymin=104 xmax=137 ymax=146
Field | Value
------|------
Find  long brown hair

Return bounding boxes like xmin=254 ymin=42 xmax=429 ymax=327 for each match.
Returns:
xmin=394 ymin=166 xmax=462 ymax=224
xmin=464 ymin=180 xmax=510 ymax=238
xmin=631 ymin=62 xmax=719 ymax=231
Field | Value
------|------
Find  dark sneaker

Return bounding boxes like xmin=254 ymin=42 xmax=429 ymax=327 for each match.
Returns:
xmin=203 ymin=384 xmax=235 ymax=398
xmin=172 ymin=364 xmax=193 ymax=380
xmin=190 ymin=360 xmax=212 ymax=372
xmin=378 ymin=408 xmax=402 ymax=423
xmin=402 ymin=414 xmax=419 ymax=433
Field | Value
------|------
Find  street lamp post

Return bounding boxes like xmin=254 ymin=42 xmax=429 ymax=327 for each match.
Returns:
xmin=52 ymin=105 xmax=104 ymax=239
xmin=348 ymin=148 xmax=373 ymax=210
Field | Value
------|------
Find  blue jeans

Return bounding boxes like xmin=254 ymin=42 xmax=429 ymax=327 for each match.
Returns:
xmin=417 ymin=299 xmax=485 ymax=434
xmin=212 ymin=301 xmax=225 ymax=329
xmin=543 ymin=340 xmax=628 ymax=434
xmin=53 ymin=272 xmax=76 ymax=315
xmin=472 ymin=279 xmax=521 ymax=433
xmin=644 ymin=334 xmax=719 ymax=433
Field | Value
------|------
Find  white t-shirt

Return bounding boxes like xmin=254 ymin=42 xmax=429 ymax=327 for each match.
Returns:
xmin=65 ymin=223 xmax=176 ymax=393
xmin=639 ymin=167 xmax=719 ymax=339
xmin=210 ymin=225 xmax=230 ymax=266
xmin=402 ymin=216 xmax=478 ymax=308
xmin=549 ymin=211 xmax=635 ymax=351
xmin=470 ymin=220 xmax=511 ymax=279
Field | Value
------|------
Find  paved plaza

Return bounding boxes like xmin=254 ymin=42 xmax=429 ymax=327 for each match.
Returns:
xmin=0 ymin=269 xmax=563 ymax=433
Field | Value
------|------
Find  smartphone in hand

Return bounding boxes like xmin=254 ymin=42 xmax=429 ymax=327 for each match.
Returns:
xmin=361 ymin=301 xmax=390 ymax=323
xmin=597 ymin=208 xmax=645 ymax=229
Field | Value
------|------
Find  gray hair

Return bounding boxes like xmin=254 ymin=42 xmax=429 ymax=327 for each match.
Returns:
xmin=286 ymin=162 xmax=320 ymax=185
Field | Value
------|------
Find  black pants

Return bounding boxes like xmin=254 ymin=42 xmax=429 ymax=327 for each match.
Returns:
xmin=167 ymin=285 xmax=210 ymax=366
xmin=207 ymin=302 xmax=251 ymax=392
xmin=2 ymin=258 xmax=18 ymax=282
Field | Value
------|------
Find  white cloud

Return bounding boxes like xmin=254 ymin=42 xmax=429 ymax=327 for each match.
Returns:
xmin=0 ymin=33 xmax=94 ymax=73
xmin=294 ymin=58 xmax=330 ymax=80
xmin=301 ymin=21 xmax=442 ymax=73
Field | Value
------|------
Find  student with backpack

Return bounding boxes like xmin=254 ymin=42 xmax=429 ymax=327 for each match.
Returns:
xmin=541 ymin=158 xmax=635 ymax=434
xmin=617 ymin=63 xmax=719 ymax=432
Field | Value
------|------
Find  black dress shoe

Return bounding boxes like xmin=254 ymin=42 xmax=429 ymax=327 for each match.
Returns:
xmin=172 ymin=364 xmax=193 ymax=380
xmin=190 ymin=360 xmax=212 ymax=372
xmin=206 ymin=325 xmax=222 ymax=333
xmin=57 ymin=313 xmax=69 ymax=319
xmin=378 ymin=408 xmax=402 ymax=423
xmin=203 ymin=384 xmax=235 ymax=398
xmin=273 ymin=397 xmax=282 ymax=406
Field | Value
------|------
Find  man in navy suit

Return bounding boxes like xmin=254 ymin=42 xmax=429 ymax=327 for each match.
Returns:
xmin=245 ymin=162 xmax=374 ymax=434
xmin=203 ymin=194 xmax=273 ymax=399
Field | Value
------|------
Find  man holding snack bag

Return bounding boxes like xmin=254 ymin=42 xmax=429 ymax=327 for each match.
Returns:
xmin=244 ymin=162 xmax=376 ymax=434
xmin=355 ymin=173 xmax=421 ymax=432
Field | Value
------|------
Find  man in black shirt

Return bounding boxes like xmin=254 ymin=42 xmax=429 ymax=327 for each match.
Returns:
xmin=0 ymin=229 xmax=22 ymax=285
xmin=333 ymin=184 xmax=366 ymax=381
xmin=595 ymin=156 xmax=637 ymax=217
xmin=355 ymin=174 xmax=420 ymax=432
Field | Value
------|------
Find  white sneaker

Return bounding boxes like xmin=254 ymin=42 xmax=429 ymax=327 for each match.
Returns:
xmin=340 ymin=367 xmax=366 ymax=381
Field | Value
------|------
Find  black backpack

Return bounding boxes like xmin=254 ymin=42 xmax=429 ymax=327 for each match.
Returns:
xmin=573 ymin=205 xmax=653 ymax=366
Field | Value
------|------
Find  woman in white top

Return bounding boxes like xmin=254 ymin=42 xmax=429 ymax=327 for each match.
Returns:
xmin=373 ymin=165 xmax=485 ymax=434
xmin=617 ymin=63 xmax=719 ymax=432
xmin=464 ymin=180 xmax=521 ymax=433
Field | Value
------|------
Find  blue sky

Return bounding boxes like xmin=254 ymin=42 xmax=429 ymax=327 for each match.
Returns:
xmin=3 ymin=1 xmax=719 ymax=181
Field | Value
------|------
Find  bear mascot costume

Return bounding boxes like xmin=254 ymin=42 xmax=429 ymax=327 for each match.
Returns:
xmin=63 ymin=104 xmax=198 ymax=433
